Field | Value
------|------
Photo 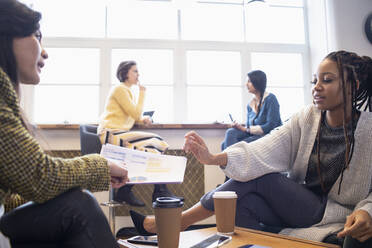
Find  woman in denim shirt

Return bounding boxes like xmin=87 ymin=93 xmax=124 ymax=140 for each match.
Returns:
xmin=221 ymin=70 xmax=282 ymax=150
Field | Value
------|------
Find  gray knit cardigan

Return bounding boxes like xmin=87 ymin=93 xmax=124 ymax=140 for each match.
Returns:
xmin=223 ymin=105 xmax=372 ymax=241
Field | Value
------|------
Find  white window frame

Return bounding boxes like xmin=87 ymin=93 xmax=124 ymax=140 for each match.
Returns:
xmin=21 ymin=0 xmax=311 ymax=124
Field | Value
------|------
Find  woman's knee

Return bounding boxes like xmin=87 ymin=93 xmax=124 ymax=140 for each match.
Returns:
xmin=59 ymin=190 xmax=111 ymax=236
xmin=223 ymin=128 xmax=245 ymax=147
xmin=200 ymin=190 xmax=215 ymax=211
xmin=200 ymin=179 xmax=248 ymax=211
xmin=73 ymin=190 xmax=102 ymax=215
xmin=225 ymin=128 xmax=239 ymax=138
xmin=56 ymin=189 xmax=103 ymax=219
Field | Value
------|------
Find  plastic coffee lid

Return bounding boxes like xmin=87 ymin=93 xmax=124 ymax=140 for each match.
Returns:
xmin=152 ymin=197 xmax=184 ymax=208
xmin=212 ymin=191 xmax=237 ymax=198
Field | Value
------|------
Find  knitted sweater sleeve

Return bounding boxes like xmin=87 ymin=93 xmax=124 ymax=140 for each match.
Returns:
xmin=113 ymin=86 xmax=145 ymax=121
xmin=0 ymin=106 xmax=110 ymax=204
xmin=349 ymin=113 xmax=372 ymax=218
xmin=222 ymin=107 xmax=303 ymax=182
xmin=355 ymin=181 xmax=372 ymax=218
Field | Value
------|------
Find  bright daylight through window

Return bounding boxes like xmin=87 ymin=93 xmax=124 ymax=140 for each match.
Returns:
xmin=20 ymin=0 xmax=308 ymax=124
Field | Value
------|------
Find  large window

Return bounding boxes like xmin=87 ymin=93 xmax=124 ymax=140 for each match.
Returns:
xmin=111 ymin=49 xmax=174 ymax=123
xmin=21 ymin=0 xmax=309 ymax=124
xmin=34 ymin=48 xmax=100 ymax=123
xmin=186 ymin=51 xmax=242 ymax=123
xmin=245 ymin=3 xmax=305 ymax=44
xmin=107 ymin=1 xmax=178 ymax=39
xmin=182 ymin=4 xmax=244 ymax=42
xmin=24 ymin=0 xmax=106 ymax=38
xmin=251 ymin=52 xmax=305 ymax=121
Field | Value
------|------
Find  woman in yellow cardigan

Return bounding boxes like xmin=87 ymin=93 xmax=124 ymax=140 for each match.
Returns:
xmin=98 ymin=61 xmax=181 ymax=206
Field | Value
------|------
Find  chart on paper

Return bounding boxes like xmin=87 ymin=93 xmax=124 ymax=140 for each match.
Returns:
xmin=100 ymin=144 xmax=187 ymax=184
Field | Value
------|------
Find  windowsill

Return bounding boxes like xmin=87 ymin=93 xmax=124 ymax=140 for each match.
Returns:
xmin=37 ymin=123 xmax=229 ymax=130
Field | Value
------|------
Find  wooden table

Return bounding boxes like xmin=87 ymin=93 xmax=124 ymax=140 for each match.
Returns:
xmin=118 ymin=226 xmax=340 ymax=248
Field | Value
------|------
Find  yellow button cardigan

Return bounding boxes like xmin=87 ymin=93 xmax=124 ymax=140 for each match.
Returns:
xmin=97 ymin=84 xmax=145 ymax=135
xmin=0 ymin=68 xmax=110 ymax=212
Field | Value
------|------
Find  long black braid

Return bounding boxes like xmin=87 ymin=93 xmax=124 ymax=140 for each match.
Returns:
xmin=316 ymin=51 xmax=372 ymax=194
xmin=252 ymin=92 xmax=264 ymax=125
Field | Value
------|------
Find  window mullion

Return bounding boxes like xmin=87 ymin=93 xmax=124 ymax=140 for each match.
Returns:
xmin=174 ymin=44 xmax=187 ymax=123
xmin=241 ymin=48 xmax=251 ymax=122
xmin=99 ymin=44 xmax=112 ymax=115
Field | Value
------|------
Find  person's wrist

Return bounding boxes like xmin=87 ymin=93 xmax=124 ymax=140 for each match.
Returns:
xmin=210 ymin=153 xmax=227 ymax=166
xmin=206 ymin=153 xmax=215 ymax=165
xmin=245 ymin=127 xmax=250 ymax=133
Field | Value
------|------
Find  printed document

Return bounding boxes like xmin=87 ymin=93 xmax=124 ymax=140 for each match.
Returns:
xmin=100 ymin=144 xmax=187 ymax=184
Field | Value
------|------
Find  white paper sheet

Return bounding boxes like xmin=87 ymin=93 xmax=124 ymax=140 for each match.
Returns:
xmin=100 ymin=144 xmax=187 ymax=184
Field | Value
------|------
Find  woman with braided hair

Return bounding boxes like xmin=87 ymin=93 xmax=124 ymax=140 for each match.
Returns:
xmin=131 ymin=50 xmax=372 ymax=247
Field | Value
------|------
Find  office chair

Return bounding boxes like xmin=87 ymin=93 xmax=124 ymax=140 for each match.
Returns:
xmin=79 ymin=124 xmax=123 ymax=234
xmin=79 ymin=124 xmax=102 ymax=156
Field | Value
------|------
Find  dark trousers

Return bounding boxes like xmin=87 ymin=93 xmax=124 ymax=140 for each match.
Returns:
xmin=324 ymin=234 xmax=372 ymax=247
xmin=0 ymin=188 xmax=118 ymax=248
xmin=343 ymin=236 xmax=372 ymax=248
xmin=201 ymin=173 xmax=327 ymax=232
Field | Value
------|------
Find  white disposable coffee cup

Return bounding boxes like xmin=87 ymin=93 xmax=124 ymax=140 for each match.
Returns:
xmin=213 ymin=191 xmax=237 ymax=235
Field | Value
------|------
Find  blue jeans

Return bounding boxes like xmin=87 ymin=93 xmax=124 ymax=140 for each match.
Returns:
xmin=0 ymin=188 xmax=118 ymax=248
xmin=201 ymin=173 xmax=327 ymax=232
xmin=221 ymin=128 xmax=262 ymax=150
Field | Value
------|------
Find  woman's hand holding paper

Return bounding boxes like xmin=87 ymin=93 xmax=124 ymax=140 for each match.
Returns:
xmin=107 ymin=160 xmax=129 ymax=188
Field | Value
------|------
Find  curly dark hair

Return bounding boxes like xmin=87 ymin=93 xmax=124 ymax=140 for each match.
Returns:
xmin=0 ymin=0 xmax=41 ymax=85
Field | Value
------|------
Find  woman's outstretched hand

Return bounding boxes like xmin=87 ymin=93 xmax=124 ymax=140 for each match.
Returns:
xmin=184 ymin=131 xmax=228 ymax=166
xmin=337 ymin=209 xmax=372 ymax=242
xmin=183 ymin=131 xmax=214 ymax=165
xmin=107 ymin=160 xmax=129 ymax=188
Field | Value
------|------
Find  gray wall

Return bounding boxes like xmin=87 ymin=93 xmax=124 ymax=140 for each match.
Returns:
xmin=326 ymin=0 xmax=372 ymax=56
xmin=308 ymin=0 xmax=372 ymax=73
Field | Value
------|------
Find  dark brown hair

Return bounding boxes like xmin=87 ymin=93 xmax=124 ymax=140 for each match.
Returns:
xmin=247 ymin=70 xmax=267 ymax=125
xmin=0 ymin=0 xmax=41 ymax=87
xmin=116 ymin=61 xmax=136 ymax=82
xmin=0 ymin=0 xmax=43 ymax=134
